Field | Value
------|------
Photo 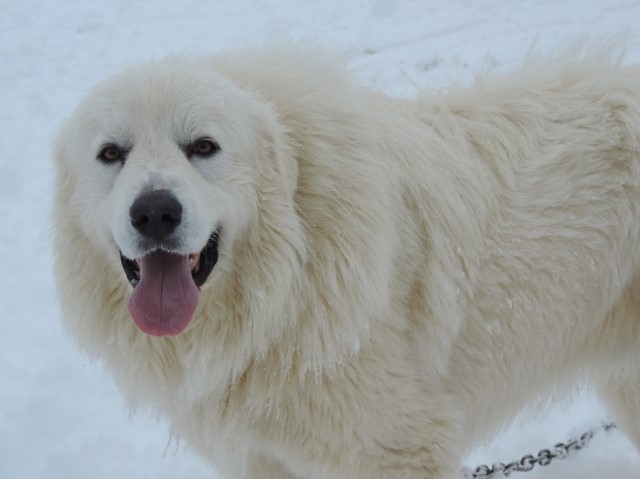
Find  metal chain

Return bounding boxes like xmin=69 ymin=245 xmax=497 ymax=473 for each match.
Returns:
xmin=461 ymin=422 xmax=617 ymax=479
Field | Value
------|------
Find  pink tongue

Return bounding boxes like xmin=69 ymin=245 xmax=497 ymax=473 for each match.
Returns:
xmin=127 ymin=251 xmax=199 ymax=336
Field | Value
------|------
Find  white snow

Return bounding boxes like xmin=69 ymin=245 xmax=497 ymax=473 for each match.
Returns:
xmin=2 ymin=0 xmax=640 ymax=477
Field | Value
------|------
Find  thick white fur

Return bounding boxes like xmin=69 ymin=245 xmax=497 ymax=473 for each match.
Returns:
xmin=53 ymin=46 xmax=640 ymax=478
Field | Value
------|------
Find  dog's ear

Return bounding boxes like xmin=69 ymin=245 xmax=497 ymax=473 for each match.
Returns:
xmin=52 ymin=122 xmax=77 ymax=212
xmin=251 ymin=103 xmax=299 ymax=201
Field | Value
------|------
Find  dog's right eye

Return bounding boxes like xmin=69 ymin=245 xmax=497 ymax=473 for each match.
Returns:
xmin=97 ymin=144 xmax=124 ymax=164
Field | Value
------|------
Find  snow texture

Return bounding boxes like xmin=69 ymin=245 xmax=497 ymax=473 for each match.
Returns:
xmin=1 ymin=0 xmax=640 ymax=478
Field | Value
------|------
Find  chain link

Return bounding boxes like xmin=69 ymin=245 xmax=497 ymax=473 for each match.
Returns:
xmin=461 ymin=422 xmax=617 ymax=479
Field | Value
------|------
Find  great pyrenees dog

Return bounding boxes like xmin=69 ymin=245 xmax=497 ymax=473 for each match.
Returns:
xmin=53 ymin=46 xmax=640 ymax=478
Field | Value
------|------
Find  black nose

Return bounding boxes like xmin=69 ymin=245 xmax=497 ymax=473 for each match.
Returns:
xmin=130 ymin=191 xmax=182 ymax=242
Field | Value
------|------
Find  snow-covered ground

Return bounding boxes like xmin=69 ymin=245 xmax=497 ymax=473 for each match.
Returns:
xmin=2 ymin=0 xmax=640 ymax=477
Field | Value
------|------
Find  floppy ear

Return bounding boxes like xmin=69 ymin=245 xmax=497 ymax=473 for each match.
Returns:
xmin=250 ymin=102 xmax=299 ymax=201
xmin=52 ymin=123 xmax=78 ymax=224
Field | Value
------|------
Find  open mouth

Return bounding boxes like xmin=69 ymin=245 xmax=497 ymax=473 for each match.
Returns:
xmin=120 ymin=229 xmax=220 ymax=289
xmin=119 ymin=229 xmax=221 ymax=337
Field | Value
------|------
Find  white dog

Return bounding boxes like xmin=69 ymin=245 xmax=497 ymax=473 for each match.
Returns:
xmin=53 ymin=46 xmax=640 ymax=478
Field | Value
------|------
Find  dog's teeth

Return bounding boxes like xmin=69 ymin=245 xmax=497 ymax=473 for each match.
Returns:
xmin=189 ymin=253 xmax=201 ymax=273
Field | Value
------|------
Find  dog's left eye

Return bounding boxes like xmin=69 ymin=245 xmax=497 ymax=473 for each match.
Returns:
xmin=97 ymin=144 xmax=125 ymax=164
xmin=191 ymin=138 xmax=220 ymax=158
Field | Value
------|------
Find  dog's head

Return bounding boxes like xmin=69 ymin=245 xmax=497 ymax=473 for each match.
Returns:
xmin=54 ymin=59 xmax=299 ymax=337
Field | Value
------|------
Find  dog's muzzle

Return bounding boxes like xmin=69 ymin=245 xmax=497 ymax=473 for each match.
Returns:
xmin=118 ymin=190 xmax=220 ymax=336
